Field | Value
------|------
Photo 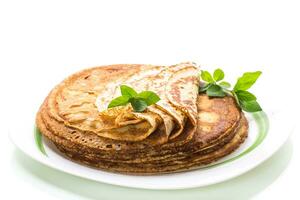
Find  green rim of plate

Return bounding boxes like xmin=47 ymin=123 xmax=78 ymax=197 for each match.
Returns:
xmin=34 ymin=126 xmax=47 ymax=156
xmin=34 ymin=111 xmax=269 ymax=167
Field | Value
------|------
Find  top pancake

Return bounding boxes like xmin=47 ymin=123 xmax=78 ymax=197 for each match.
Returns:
xmin=45 ymin=63 xmax=201 ymax=147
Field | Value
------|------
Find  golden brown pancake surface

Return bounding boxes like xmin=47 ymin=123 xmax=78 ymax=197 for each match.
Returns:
xmin=36 ymin=63 xmax=248 ymax=174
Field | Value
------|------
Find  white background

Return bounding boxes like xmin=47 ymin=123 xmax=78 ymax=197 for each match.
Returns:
xmin=0 ymin=0 xmax=299 ymax=199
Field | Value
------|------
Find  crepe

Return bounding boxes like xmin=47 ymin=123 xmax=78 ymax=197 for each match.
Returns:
xmin=50 ymin=63 xmax=199 ymax=146
xmin=54 ymin=115 xmax=247 ymax=174
xmin=36 ymin=63 xmax=249 ymax=174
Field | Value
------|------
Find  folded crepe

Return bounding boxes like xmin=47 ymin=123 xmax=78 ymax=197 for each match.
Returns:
xmin=55 ymin=62 xmax=199 ymax=145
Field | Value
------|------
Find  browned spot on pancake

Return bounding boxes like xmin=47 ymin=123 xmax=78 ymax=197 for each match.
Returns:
xmin=170 ymin=84 xmax=181 ymax=101
xmin=182 ymin=100 xmax=193 ymax=106
xmin=197 ymin=96 xmax=212 ymax=110
xmin=199 ymin=125 xmax=212 ymax=132
xmin=198 ymin=112 xmax=219 ymax=124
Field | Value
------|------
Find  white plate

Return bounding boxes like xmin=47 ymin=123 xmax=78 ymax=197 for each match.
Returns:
xmin=9 ymin=109 xmax=294 ymax=190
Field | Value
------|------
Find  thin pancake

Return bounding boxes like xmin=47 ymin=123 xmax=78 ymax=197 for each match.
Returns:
xmin=50 ymin=115 xmax=247 ymax=175
xmin=36 ymin=63 xmax=249 ymax=175
xmin=49 ymin=64 xmax=199 ymax=145
xmin=37 ymin=93 xmax=243 ymax=163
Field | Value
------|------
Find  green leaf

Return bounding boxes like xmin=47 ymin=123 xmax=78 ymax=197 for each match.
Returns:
xmin=239 ymin=100 xmax=262 ymax=112
xmin=199 ymin=83 xmax=212 ymax=92
xmin=213 ymin=68 xmax=225 ymax=82
xmin=200 ymin=70 xmax=214 ymax=83
xmin=108 ymin=85 xmax=161 ymax=112
xmin=138 ymin=91 xmax=160 ymax=105
xmin=235 ymin=90 xmax=256 ymax=101
xmin=233 ymin=71 xmax=262 ymax=91
xmin=120 ymin=85 xmax=138 ymax=97
xmin=206 ymin=84 xmax=226 ymax=97
xmin=34 ymin=127 xmax=47 ymax=156
xmin=219 ymin=81 xmax=231 ymax=89
xmin=130 ymin=99 xmax=148 ymax=112
xmin=108 ymin=96 xmax=129 ymax=108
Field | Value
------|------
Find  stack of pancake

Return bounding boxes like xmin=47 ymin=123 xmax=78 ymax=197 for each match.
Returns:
xmin=36 ymin=63 xmax=248 ymax=174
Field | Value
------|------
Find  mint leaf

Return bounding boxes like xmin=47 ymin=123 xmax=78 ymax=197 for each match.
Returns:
xmin=199 ymin=68 xmax=263 ymax=113
xmin=138 ymin=91 xmax=160 ymax=106
xmin=130 ymin=99 xmax=148 ymax=112
xmin=239 ymin=100 xmax=262 ymax=112
xmin=120 ymin=85 xmax=138 ymax=97
xmin=199 ymin=83 xmax=212 ymax=92
xmin=108 ymin=85 xmax=160 ymax=112
xmin=233 ymin=71 xmax=262 ymax=91
xmin=201 ymin=70 xmax=214 ymax=83
xmin=108 ymin=96 xmax=129 ymax=108
xmin=206 ymin=84 xmax=226 ymax=97
xmin=235 ymin=90 xmax=256 ymax=101
xmin=213 ymin=68 xmax=225 ymax=82
xmin=219 ymin=81 xmax=231 ymax=89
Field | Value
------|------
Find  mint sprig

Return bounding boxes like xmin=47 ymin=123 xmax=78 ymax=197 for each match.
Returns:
xmin=108 ymin=85 xmax=160 ymax=112
xmin=199 ymin=69 xmax=262 ymax=113
xmin=199 ymin=69 xmax=228 ymax=97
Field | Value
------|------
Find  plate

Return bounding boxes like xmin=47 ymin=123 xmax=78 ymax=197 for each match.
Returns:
xmin=9 ymin=109 xmax=293 ymax=190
